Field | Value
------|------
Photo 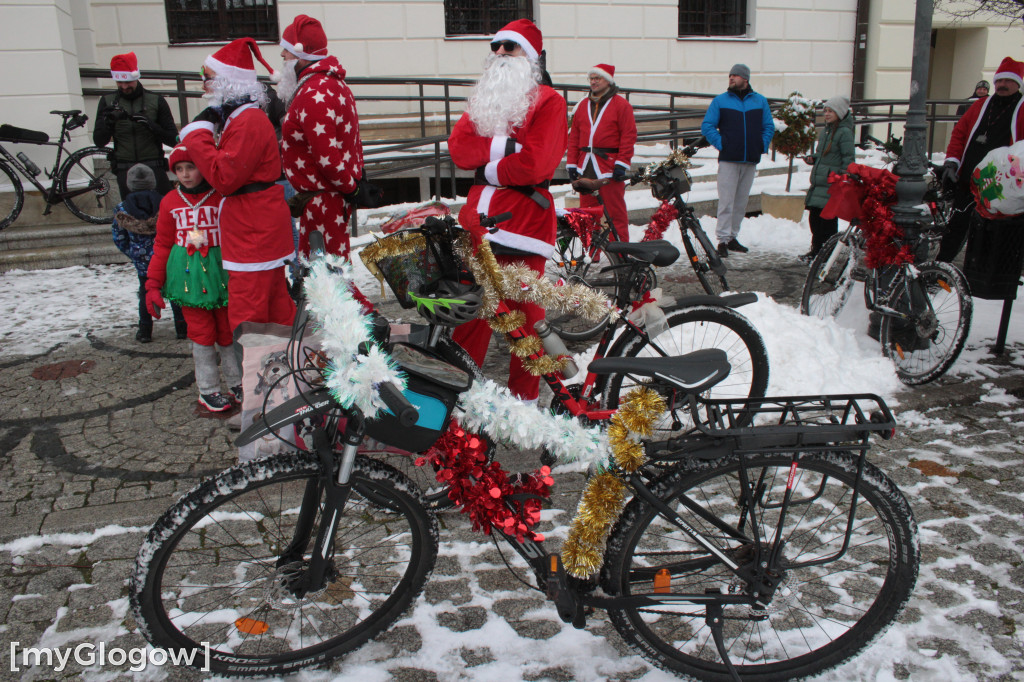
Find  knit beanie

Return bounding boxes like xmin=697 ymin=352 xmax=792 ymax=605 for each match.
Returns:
xmin=823 ymin=95 xmax=850 ymax=120
xmin=126 ymin=164 xmax=157 ymax=192
xmin=729 ymin=64 xmax=750 ymax=82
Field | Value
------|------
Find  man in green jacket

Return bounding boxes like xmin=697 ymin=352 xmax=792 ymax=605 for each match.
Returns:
xmin=800 ymin=95 xmax=855 ymax=263
xmin=93 ymin=52 xmax=178 ymax=197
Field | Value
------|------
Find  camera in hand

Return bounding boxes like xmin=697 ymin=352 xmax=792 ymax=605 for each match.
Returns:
xmin=104 ymin=106 xmax=128 ymax=123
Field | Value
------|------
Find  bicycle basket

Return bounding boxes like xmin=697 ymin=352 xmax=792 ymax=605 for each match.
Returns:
xmin=650 ymin=164 xmax=692 ymax=200
xmin=360 ymin=228 xmax=471 ymax=308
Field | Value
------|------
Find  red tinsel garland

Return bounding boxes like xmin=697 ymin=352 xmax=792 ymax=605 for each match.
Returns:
xmin=417 ymin=421 xmax=554 ymax=542
xmin=826 ymin=165 xmax=915 ymax=268
xmin=560 ymin=209 xmax=602 ymax=249
xmin=642 ymin=201 xmax=679 ymax=242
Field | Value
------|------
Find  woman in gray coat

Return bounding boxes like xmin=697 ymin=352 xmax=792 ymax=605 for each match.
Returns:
xmin=800 ymin=96 xmax=856 ymax=263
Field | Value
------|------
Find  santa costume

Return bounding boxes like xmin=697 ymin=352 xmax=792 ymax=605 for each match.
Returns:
xmin=447 ymin=19 xmax=568 ymax=400
xmin=567 ymin=63 xmax=637 ymax=242
xmin=147 ymin=144 xmax=241 ymax=412
xmin=178 ymin=37 xmax=296 ymax=332
xmin=279 ymin=15 xmax=365 ymax=259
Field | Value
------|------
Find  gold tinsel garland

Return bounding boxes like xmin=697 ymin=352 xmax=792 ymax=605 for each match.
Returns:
xmin=507 ymin=335 xmax=543 ymax=358
xmin=488 ymin=310 xmax=527 ymax=334
xmin=561 ymin=387 xmax=667 ymax=578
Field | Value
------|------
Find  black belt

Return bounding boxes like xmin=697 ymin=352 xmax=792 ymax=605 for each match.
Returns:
xmin=473 ymin=169 xmax=551 ymax=210
xmin=581 ymin=146 xmax=618 ymax=159
xmin=228 ymin=181 xmax=276 ymax=197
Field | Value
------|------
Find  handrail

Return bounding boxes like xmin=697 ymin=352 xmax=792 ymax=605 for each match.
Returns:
xmin=79 ymin=67 xmax=972 ymax=200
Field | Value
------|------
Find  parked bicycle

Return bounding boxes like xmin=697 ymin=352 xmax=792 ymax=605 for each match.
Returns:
xmin=129 ymin=232 xmax=919 ymax=680
xmin=547 ymin=143 xmax=727 ymax=341
xmin=800 ymin=166 xmax=971 ymax=385
xmin=0 ymin=110 xmax=120 ymax=230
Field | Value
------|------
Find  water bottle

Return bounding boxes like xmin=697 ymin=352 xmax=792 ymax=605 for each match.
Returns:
xmin=16 ymin=152 xmax=41 ymax=176
xmin=534 ymin=320 xmax=579 ymax=379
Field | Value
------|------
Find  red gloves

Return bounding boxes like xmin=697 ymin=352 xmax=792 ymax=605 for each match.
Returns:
xmin=145 ymin=279 xmax=165 ymax=319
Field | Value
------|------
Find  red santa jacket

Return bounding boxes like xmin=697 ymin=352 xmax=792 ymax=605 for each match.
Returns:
xmin=178 ymin=104 xmax=294 ymax=270
xmin=148 ymin=186 xmax=224 ymax=288
xmin=281 ymin=56 xmax=363 ymax=196
xmin=946 ymin=95 xmax=1024 ymax=174
xmin=449 ymin=85 xmax=568 ymax=256
xmin=567 ymin=93 xmax=637 ymax=178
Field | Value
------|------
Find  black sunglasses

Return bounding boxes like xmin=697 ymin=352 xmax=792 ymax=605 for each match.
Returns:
xmin=490 ymin=40 xmax=519 ymax=53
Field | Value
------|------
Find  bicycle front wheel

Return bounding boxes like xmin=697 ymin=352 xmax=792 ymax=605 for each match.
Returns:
xmin=601 ymin=452 xmax=919 ymax=681
xmin=681 ymin=216 xmax=728 ymax=295
xmin=801 ymin=233 xmax=858 ymax=319
xmin=60 ymin=146 xmax=120 ymax=223
xmin=545 ymin=223 xmax=621 ymax=341
xmin=602 ymin=305 xmax=769 ymax=432
xmin=880 ymin=260 xmax=972 ymax=385
xmin=0 ymin=160 xmax=24 ymax=231
xmin=130 ymin=453 xmax=438 ymax=677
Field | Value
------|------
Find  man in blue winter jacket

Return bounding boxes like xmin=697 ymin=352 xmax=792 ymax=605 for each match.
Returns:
xmin=701 ymin=64 xmax=774 ymax=257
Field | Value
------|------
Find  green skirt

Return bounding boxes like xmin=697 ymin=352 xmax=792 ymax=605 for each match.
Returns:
xmin=164 ymin=246 xmax=229 ymax=310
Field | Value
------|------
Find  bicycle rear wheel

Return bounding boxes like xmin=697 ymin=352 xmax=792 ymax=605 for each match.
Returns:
xmin=60 ymin=146 xmax=119 ymax=223
xmin=602 ymin=305 xmax=769 ymax=432
xmin=801 ymin=233 xmax=857 ymax=319
xmin=130 ymin=453 xmax=437 ymax=677
xmin=681 ymin=216 xmax=728 ymax=295
xmin=601 ymin=452 xmax=919 ymax=681
xmin=880 ymin=260 xmax=972 ymax=385
xmin=545 ymin=223 xmax=621 ymax=341
xmin=0 ymin=160 xmax=24 ymax=231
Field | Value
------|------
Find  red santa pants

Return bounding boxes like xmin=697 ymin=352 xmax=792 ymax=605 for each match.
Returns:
xmin=226 ymin=267 xmax=296 ymax=332
xmin=581 ymin=180 xmax=629 ymax=242
xmin=298 ymin=193 xmax=352 ymax=259
xmin=182 ymin=305 xmax=233 ymax=347
xmin=452 ymin=253 xmax=546 ymax=401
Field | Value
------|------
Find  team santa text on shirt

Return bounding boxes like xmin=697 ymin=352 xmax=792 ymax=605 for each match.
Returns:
xmin=170 ymin=205 xmax=221 ymax=248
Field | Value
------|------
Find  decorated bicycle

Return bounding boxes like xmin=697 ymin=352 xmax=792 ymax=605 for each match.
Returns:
xmin=130 ymin=214 xmax=918 ymax=680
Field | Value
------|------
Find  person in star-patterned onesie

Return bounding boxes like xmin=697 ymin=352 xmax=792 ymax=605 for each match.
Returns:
xmin=278 ymin=15 xmax=364 ymax=259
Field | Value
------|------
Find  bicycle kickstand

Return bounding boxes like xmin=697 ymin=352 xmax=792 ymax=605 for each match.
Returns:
xmin=706 ymin=591 xmax=742 ymax=682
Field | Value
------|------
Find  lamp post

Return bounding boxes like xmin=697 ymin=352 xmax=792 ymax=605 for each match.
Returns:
xmin=891 ymin=0 xmax=934 ymax=242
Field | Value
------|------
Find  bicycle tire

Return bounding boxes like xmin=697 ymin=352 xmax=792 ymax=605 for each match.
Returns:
xmin=800 ymin=233 xmax=857 ymax=319
xmin=601 ymin=451 xmax=919 ymax=681
xmin=545 ymin=223 xmax=621 ymax=341
xmin=681 ymin=215 xmax=728 ymax=295
xmin=602 ymin=305 xmax=769 ymax=433
xmin=0 ymin=160 xmax=24 ymax=231
xmin=59 ymin=146 xmax=120 ymax=224
xmin=880 ymin=260 xmax=972 ymax=386
xmin=130 ymin=453 xmax=438 ymax=677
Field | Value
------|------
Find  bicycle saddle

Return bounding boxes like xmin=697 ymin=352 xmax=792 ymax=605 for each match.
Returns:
xmin=0 ymin=124 xmax=48 ymax=144
xmin=50 ymin=109 xmax=82 ymax=117
xmin=589 ymin=348 xmax=730 ymax=393
xmin=605 ymin=240 xmax=680 ymax=267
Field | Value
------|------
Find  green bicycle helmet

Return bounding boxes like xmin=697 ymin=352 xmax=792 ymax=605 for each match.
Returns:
xmin=408 ymin=280 xmax=483 ymax=327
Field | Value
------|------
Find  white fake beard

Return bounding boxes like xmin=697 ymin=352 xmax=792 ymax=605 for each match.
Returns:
xmin=467 ymin=53 xmax=541 ymax=137
xmin=203 ymin=76 xmax=268 ymax=109
xmin=277 ymin=60 xmax=300 ymax=104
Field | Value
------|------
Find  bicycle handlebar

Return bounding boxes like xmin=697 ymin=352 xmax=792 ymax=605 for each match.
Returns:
xmin=378 ymin=381 xmax=418 ymax=427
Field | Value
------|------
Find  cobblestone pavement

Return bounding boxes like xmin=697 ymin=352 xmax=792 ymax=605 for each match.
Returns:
xmin=1 ymin=250 xmax=1022 ymax=681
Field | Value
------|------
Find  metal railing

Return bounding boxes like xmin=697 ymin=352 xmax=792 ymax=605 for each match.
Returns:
xmin=79 ymin=67 xmax=967 ymax=200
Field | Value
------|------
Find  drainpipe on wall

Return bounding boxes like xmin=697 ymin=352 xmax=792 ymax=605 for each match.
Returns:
xmin=852 ymin=0 xmax=870 ymax=102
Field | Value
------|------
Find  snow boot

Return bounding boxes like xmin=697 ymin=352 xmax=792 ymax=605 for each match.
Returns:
xmin=136 ymin=321 xmax=153 ymax=343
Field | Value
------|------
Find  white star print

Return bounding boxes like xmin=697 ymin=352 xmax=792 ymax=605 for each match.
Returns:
xmin=342 ymin=151 xmax=351 ymax=163
xmin=313 ymin=122 xmax=326 ymax=136
xmin=291 ymin=130 xmax=303 ymax=141
xmin=312 ymin=91 xmax=326 ymax=104
xmin=293 ymin=158 xmax=305 ymax=169
xmin=319 ymin=155 xmax=330 ymax=167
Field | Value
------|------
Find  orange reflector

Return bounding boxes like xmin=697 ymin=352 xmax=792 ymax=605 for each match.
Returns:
xmin=550 ymin=555 xmax=559 ymax=573
xmin=895 ymin=344 xmax=906 ymax=360
xmin=938 ymin=279 xmax=951 ymax=292
xmin=235 ymin=617 xmax=269 ymax=635
xmin=691 ymin=256 xmax=699 ymax=263
xmin=653 ymin=568 xmax=671 ymax=593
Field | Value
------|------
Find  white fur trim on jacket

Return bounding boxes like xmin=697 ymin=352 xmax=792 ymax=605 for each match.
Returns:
xmin=222 ymin=256 xmax=291 ymax=272
xmin=489 ymin=136 xmax=522 ymax=161
xmin=485 ymin=229 xmax=554 ymax=258
xmin=179 ymin=120 xmax=215 ymax=139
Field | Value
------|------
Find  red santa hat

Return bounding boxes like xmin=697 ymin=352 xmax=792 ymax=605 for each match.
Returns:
xmin=588 ymin=64 xmax=615 ymax=84
xmin=492 ymin=19 xmax=542 ymax=62
xmin=168 ymin=143 xmax=192 ymax=172
xmin=110 ymin=52 xmax=140 ymax=82
xmin=281 ymin=15 xmax=328 ymax=61
xmin=204 ymin=37 xmax=278 ymax=84
xmin=994 ymin=57 xmax=1024 ymax=88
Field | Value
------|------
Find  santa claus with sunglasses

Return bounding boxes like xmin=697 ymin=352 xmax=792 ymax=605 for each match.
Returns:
xmin=447 ymin=19 xmax=568 ymax=402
